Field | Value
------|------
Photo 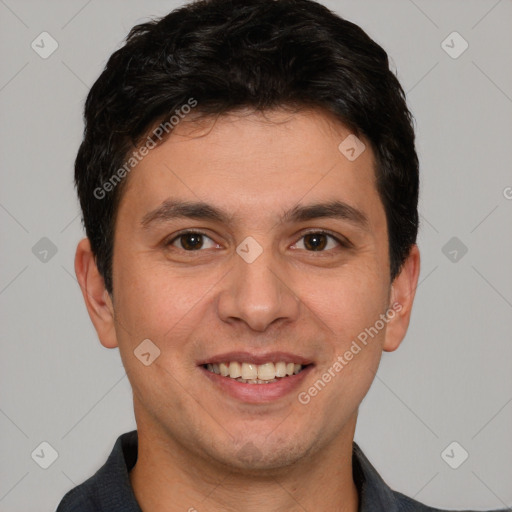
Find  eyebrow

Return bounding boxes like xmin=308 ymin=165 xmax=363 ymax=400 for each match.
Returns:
xmin=140 ymin=199 xmax=369 ymax=230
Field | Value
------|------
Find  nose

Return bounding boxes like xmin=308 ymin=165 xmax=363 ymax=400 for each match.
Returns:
xmin=216 ymin=245 xmax=301 ymax=332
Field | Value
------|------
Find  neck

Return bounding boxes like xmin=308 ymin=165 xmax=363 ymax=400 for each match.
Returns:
xmin=129 ymin=415 xmax=359 ymax=512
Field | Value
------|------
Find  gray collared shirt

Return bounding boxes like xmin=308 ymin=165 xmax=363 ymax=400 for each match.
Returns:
xmin=56 ymin=430 xmax=508 ymax=512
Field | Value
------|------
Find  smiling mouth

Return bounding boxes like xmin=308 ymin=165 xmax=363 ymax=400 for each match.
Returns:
xmin=203 ymin=361 xmax=309 ymax=384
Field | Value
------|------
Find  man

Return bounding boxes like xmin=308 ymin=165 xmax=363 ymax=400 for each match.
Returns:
xmin=56 ymin=0 xmax=507 ymax=511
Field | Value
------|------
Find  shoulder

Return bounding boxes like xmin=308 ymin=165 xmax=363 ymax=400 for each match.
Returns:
xmin=55 ymin=477 xmax=102 ymax=512
xmin=55 ymin=431 xmax=139 ymax=512
xmin=55 ymin=456 xmax=119 ymax=512
xmin=352 ymin=441 xmax=507 ymax=512
xmin=391 ymin=488 xmax=508 ymax=512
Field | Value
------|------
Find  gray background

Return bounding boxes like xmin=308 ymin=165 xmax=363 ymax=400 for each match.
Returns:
xmin=0 ymin=0 xmax=511 ymax=511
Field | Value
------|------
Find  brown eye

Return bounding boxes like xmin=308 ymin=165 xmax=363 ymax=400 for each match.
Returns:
xmin=179 ymin=233 xmax=203 ymax=250
xmin=303 ymin=233 xmax=328 ymax=251
xmin=167 ymin=232 xmax=217 ymax=251
xmin=293 ymin=232 xmax=342 ymax=252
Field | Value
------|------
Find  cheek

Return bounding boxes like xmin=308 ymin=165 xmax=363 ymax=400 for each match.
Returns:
xmin=299 ymin=263 xmax=389 ymax=344
xmin=113 ymin=253 xmax=221 ymax=346
xmin=302 ymin=268 xmax=387 ymax=417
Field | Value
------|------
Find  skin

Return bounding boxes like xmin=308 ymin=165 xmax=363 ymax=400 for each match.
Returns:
xmin=75 ymin=108 xmax=420 ymax=512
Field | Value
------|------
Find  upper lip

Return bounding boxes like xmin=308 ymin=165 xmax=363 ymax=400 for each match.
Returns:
xmin=197 ymin=351 xmax=314 ymax=366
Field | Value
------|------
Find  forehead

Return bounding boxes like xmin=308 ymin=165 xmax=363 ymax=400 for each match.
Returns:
xmin=118 ymin=108 xmax=383 ymax=231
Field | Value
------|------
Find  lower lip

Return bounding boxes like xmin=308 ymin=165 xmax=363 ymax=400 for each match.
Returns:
xmin=200 ymin=365 xmax=314 ymax=404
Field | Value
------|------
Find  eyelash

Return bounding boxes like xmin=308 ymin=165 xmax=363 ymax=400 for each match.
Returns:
xmin=165 ymin=230 xmax=352 ymax=252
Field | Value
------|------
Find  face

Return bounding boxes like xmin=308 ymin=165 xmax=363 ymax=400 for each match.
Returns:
xmin=77 ymin=108 xmax=419 ymax=472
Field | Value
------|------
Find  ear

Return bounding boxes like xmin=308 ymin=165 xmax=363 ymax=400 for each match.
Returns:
xmin=383 ymin=244 xmax=421 ymax=352
xmin=74 ymin=237 xmax=118 ymax=349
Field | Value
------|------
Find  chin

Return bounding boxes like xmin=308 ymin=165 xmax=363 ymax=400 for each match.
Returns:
xmin=211 ymin=435 xmax=313 ymax=474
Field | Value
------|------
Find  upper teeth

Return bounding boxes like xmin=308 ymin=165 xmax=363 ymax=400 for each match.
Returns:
xmin=206 ymin=362 xmax=303 ymax=381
